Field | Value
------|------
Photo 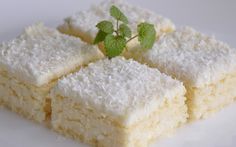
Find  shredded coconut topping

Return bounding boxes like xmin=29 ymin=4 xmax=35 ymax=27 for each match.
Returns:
xmin=142 ymin=27 xmax=236 ymax=88
xmin=0 ymin=23 xmax=103 ymax=86
xmin=61 ymin=0 xmax=175 ymax=38
xmin=54 ymin=57 xmax=185 ymax=125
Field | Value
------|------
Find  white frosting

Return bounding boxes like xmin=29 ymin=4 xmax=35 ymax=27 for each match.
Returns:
xmin=141 ymin=27 xmax=236 ymax=88
xmin=0 ymin=23 xmax=104 ymax=87
xmin=60 ymin=0 xmax=175 ymax=39
xmin=54 ymin=57 xmax=185 ymax=126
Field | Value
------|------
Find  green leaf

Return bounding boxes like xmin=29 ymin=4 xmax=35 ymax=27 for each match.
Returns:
xmin=118 ymin=24 xmax=132 ymax=38
xmin=93 ymin=30 xmax=107 ymax=44
xmin=137 ymin=22 xmax=156 ymax=49
xmin=96 ymin=20 xmax=114 ymax=34
xmin=110 ymin=5 xmax=128 ymax=24
xmin=104 ymin=34 xmax=126 ymax=58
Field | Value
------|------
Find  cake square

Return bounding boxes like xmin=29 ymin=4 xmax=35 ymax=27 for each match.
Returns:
xmin=51 ymin=57 xmax=187 ymax=147
xmin=127 ymin=27 xmax=236 ymax=120
xmin=58 ymin=0 xmax=175 ymax=51
xmin=0 ymin=23 xmax=104 ymax=122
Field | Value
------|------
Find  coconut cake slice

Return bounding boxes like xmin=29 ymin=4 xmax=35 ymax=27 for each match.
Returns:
xmin=58 ymin=0 xmax=175 ymax=52
xmin=0 ymin=23 xmax=104 ymax=122
xmin=126 ymin=27 xmax=236 ymax=120
xmin=51 ymin=57 xmax=188 ymax=147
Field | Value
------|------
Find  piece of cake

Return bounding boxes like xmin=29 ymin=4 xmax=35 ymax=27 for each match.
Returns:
xmin=51 ymin=57 xmax=188 ymax=147
xmin=127 ymin=27 xmax=236 ymax=120
xmin=58 ymin=0 xmax=175 ymax=51
xmin=0 ymin=23 xmax=104 ymax=123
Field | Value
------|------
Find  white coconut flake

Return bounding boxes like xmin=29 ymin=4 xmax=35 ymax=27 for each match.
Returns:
xmin=54 ymin=57 xmax=185 ymax=125
xmin=0 ymin=23 xmax=103 ymax=87
xmin=141 ymin=27 xmax=236 ymax=88
xmin=60 ymin=0 xmax=175 ymax=39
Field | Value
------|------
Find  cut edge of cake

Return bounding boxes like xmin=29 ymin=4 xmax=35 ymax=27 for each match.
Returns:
xmin=0 ymin=23 xmax=104 ymax=122
xmin=50 ymin=57 xmax=188 ymax=146
xmin=125 ymin=26 xmax=236 ymax=120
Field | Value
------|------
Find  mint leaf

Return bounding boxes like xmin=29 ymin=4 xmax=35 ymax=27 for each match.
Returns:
xmin=104 ymin=34 xmax=126 ymax=58
xmin=93 ymin=30 xmax=107 ymax=44
xmin=110 ymin=5 xmax=128 ymax=24
xmin=119 ymin=24 xmax=131 ymax=38
xmin=137 ymin=22 xmax=156 ymax=49
xmin=93 ymin=5 xmax=157 ymax=59
xmin=96 ymin=20 xmax=114 ymax=34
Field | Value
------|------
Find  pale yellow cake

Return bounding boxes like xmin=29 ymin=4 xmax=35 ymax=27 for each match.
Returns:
xmin=0 ymin=23 xmax=104 ymax=122
xmin=125 ymin=27 xmax=236 ymax=120
xmin=58 ymin=0 xmax=175 ymax=53
xmin=51 ymin=57 xmax=188 ymax=147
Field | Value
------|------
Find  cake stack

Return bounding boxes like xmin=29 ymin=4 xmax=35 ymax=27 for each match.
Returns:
xmin=0 ymin=24 xmax=103 ymax=122
xmin=0 ymin=0 xmax=235 ymax=147
xmin=51 ymin=57 xmax=187 ymax=147
xmin=124 ymin=27 xmax=236 ymax=120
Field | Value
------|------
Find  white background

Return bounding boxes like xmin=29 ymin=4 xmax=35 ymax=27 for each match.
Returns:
xmin=0 ymin=0 xmax=236 ymax=147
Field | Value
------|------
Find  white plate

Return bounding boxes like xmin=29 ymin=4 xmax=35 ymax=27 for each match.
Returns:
xmin=0 ymin=0 xmax=236 ymax=146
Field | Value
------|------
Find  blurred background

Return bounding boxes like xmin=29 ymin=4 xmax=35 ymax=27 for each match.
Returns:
xmin=0 ymin=0 xmax=235 ymax=46
xmin=0 ymin=0 xmax=236 ymax=147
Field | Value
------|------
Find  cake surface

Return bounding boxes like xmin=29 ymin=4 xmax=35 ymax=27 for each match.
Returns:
xmin=0 ymin=23 xmax=103 ymax=122
xmin=129 ymin=27 xmax=236 ymax=119
xmin=58 ymin=0 xmax=175 ymax=44
xmin=141 ymin=27 xmax=236 ymax=87
xmin=0 ymin=23 xmax=103 ymax=87
xmin=51 ymin=57 xmax=188 ymax=146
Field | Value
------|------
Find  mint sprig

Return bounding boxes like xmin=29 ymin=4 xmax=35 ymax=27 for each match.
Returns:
xmin=93 ymin=5 xmax=156 ymax=58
